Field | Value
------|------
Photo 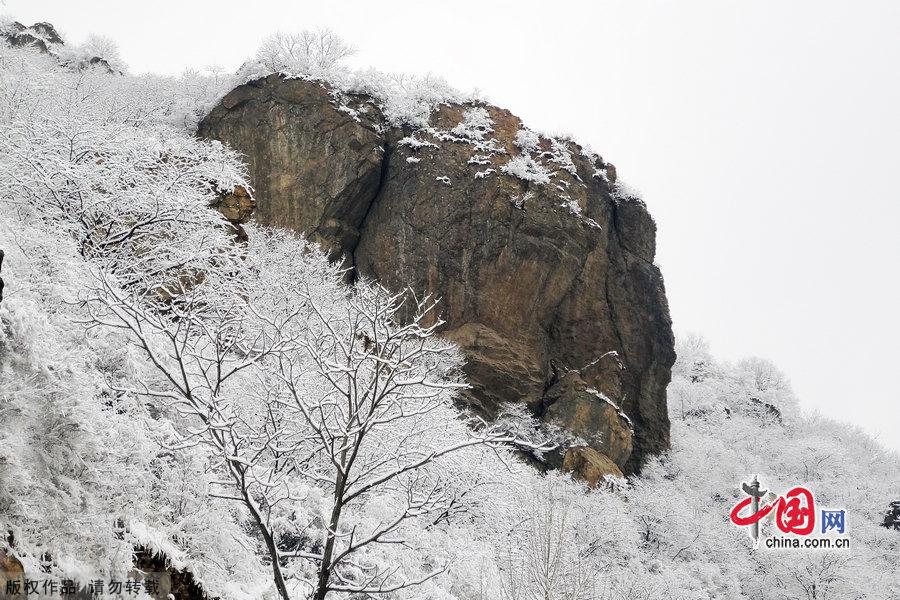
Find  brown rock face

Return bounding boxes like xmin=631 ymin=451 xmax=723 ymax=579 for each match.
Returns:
xmin=1 ymin=548 xmax=24 ymax=594
xmin=212 ymin=184 xmax=256 ymax=242
xmin=543 ymin=372 xmax=633 ymax=469
xmin=212 ymin=184 xmax=255 ymax=224
xmin=199 ymin=74 xmax=675 ymax=472
xmin=562 ymin=446 xmax=624 ymax=487
xmin=131 ymin=547 xmax=209 ymax=600
xmin=204 ymin=76 xmax=384 ymax=259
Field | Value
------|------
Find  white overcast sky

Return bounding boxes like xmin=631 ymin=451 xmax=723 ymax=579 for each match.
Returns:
xmin=6 ymin=0 xmax=900 ymax=452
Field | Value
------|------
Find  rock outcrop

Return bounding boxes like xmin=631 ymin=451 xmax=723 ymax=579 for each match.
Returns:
xmin=884 ymin=500 xmax=900 ymax=531
xmin=542 ymin=372 xmax=634 ymax=470
xmin=212 ymin=184 xmax=256 ymax=241
xmin=0 ymin=546 xmax=206 ymax=599
xmin=562 ymin=446 xmax=624 ymax=486
xmin=1 ymin=21 xmax=121 ymax=74
xmin=131 ymin=547 xmax=209 ymax=600
xmin=0 ymin=548 xmax=24 ymax=595
xmin=199 ymin=74 xmax=675 ymax=472
xmin=0 ymin=21 xmax=63 ymax=53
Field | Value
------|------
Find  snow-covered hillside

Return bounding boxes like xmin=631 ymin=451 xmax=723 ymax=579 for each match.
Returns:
xmin=0 ymin=27 xmax=898 ymax=600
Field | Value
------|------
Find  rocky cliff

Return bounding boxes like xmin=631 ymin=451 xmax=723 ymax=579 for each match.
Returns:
xmin=0 ymin=21 xmax=121 ymax=73
xmin=199 ymin=74 xmax=675 ymax=474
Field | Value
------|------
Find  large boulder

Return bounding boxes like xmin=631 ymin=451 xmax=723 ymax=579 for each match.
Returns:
xmin=199 ymin=74 xmax=675 ymax=472
xmin=562 ymin=446 xmax=624 ymax=487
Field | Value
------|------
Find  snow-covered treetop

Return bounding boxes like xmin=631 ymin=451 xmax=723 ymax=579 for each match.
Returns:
xmin=238 ymin=30 xmax=472 ymax=128
xmin=251 ymin=29 xmax=356 ymax=80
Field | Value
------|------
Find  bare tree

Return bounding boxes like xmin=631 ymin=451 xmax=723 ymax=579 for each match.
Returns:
xmin=84 ymin=266 xmax=300 ymax=599
xmin=277 ymin=284 xmax=551 ymax=599
xmin=254 ymin=29 xmax=355 ymax=79
xmin=769 ymin=553 xmax=855 ymax=600
xmin=84 ymin=222 xmax=549 ymax=599
xmin=496 ymin=484 xmax=599 ymax=600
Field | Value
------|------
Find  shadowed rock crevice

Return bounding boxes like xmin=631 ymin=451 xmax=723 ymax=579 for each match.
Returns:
xmin=198 ymin=75 xmax=675 ymax=474
xmin=348 ymin=139 xmax=394 ymax=280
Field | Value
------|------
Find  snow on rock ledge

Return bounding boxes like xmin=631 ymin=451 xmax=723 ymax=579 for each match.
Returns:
xmin=198 ymin=74 xmax=675 ymax=472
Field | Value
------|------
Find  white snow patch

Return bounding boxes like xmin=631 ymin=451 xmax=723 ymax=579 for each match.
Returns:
xmin=510 ymin=191 xmax=534 ymax=210
xmin=349 ymin=69 xmax=471 ymax=127
xmin=613 ymin=180 xmax=642 ymax=200
xmin=398 ymin=135 xmax=438 ymax=149
xmin=546 ymin=139 xmax=579 ymax=177
xmin=450 ymin=106 xmax=494 ymax=141
xmin=586 ymin=387 xmax=633 ymax=429
xmin=514 ymin=128 xmax=541 ymax=152
xmin=336 ymin=103 xmax=361 ymax=122
xmin=560 ymin=198 xmax=582 ymax=216
xmin=501 ymin=155 xmax=552 ymax=185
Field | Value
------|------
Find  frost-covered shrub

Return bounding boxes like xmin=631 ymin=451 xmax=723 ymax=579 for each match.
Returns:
xmin=639 ymin=333 xmax=900 ymax=599
xmin=0 ymin=199 xmax=268 ymax=599
xmin=498 ymin=128 xmax=561 ymax=185
xmin=450 ymin=106 xmax=494 ymax=141
xmin=547 ymin=139 xmax=579 ymax=176
xmin=239 ymin=29 xmax=475 ymax=128
xmin=348 ymin=68 xmax=469 ymax=127
xmin=56 ymin=33 xmax=127 ymax=73
xmin=0 ymin=58 xmax=247 ymax=304
xmin=501 ymin=154 xmax=553 ymax=184
xmin=561 ymin=197 xmax=583 ymax=216
xmin=0 ymin=15 xmax=17 ymax=36
xmin=514 ymin=128 xmax=541 ymax=152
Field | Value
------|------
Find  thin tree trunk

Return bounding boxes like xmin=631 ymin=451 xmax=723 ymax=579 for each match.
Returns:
xmin=236 ymin=465 xmax=291 ymax=600
xmin=313 ymin=471 xmax=347 ymax=600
